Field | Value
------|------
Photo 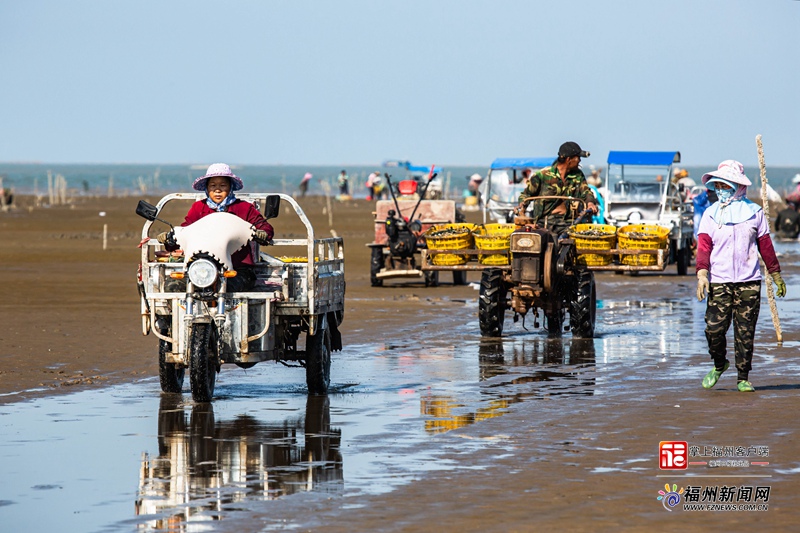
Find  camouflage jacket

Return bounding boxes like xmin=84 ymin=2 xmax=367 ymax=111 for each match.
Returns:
xmin=518 ymin=165 xmax=597 ymax=219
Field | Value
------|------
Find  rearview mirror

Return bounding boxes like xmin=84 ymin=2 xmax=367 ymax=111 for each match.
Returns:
xmin=264 ymin=195 xmax=281 ymax=219
xmin=136 ymin=200 xmax=158 ymax=221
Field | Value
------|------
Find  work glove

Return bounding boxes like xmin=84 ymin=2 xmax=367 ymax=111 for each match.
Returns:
xmin=253 ymin=229 xmax=271 ymax=246
xmin=696 ymin=269 xmax=709 ymax=301
xmin=771 ymin=272 xmax=787 ymax=298
xmin=156 ymin=231 xmax=176 ymax=247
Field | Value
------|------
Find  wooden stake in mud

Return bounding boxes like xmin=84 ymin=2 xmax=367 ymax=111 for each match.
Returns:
xmin=756 ymin=134 xmax=783 ymax=344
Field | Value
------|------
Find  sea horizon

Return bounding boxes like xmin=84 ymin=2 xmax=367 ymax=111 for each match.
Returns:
xmin=2 ymin=161 xmax=799 ymax=199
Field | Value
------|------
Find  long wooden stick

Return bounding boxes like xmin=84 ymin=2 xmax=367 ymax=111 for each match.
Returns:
xmin=756 ymin=134 xmax=783 ymax=344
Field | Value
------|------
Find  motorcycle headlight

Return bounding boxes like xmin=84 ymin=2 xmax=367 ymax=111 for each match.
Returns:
xmin=187 ymin=259 xmax=218 ymax=288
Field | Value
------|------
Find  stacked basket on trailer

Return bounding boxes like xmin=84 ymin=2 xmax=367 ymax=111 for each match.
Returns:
xmin=617 ymin=224 xmax=671 ymax=266
xmin=473 ymin=223 xmax=515 ymax=265
xmin=570 ymin=223 xmax=671 ymax=267
xmin=423 ymin=223 xmax=477 ymax=266
xmin=423 ymin=223 xmax=516 ymax=266
xmin=569 ymin=224 xmax=617 ymax=267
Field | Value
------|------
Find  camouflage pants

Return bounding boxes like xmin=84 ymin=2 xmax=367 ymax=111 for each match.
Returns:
xmin=537 ymin=213 xmax=572 ymax=237
xmin=705 ymin=281 xmax=761 ymax=380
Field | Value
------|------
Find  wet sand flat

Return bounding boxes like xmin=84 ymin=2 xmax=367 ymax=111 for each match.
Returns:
xmin=1 ymin=195 xmax=799 ymax=530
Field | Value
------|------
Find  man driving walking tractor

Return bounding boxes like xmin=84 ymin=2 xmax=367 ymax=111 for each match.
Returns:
xmin=517 ymin=141 xmax=598 ymax=235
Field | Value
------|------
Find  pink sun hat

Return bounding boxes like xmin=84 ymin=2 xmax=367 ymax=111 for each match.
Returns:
xmin=701 ymin=160 xmax=752 ymax=188
xmin=192 ymin=163 xmax=244 ymax=192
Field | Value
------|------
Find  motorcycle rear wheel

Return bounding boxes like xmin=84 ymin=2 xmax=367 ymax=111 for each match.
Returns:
xmin=306 ymin=319 xmax=331 ymax=395
xmin=159 ymin=336 xmax=185 ymax=394
xmin=189 ymin=323 xmax=218 ymax=402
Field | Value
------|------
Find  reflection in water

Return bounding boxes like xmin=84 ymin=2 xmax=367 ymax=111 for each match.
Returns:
xmin=421 ymin=395 xmax=510 ymax=434
xmin=135 ymin=395 xmax=342 ymax=530
xmin=424 ymin=338 xmax=597 ymax=433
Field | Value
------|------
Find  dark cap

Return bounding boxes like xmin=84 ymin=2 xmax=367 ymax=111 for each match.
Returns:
xmin=558 ymin=141 xmax=590 ymax=159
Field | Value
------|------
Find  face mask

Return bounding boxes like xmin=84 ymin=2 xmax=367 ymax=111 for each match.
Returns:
xmin=715 ymin=187 xmax=734 ymax=203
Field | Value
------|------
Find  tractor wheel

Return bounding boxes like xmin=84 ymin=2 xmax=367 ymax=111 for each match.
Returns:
xmin=370 ymin=247 xmax=384 ymax=287
xmin=676 ymin=239 xmax=690 ymax=276
xmin=569 ymin=269 xmax=597 ymax=339
xmin=479 ymin=269 xmax=506 ymax=337
xmin=424 ymin=270 xmax=439 ymax=287
xmin=453 ymin=270 xmax=468 ymax=286
xmin=545 ymin=308 xmax=564 ymax=338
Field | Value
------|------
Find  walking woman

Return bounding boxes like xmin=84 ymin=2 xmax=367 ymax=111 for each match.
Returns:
xmin=696 ymin=160 xmax=786 ymax=392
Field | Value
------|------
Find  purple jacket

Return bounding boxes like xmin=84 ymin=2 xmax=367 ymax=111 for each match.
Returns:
xmin=696 ymin=208 xmax=779 ymax=283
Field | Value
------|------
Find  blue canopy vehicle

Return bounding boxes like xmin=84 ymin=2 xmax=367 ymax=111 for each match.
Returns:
xmin=602 ymin=150 xmax=694 ymax=275
xmin=479 ymin=157 xmax=554 ymax=223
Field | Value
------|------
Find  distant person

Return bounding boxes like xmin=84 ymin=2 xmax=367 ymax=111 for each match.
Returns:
xmin=672 ymin=168 xmax=689 ymax=184
xmin=0 ymin=184 xmax=13 ymax=210
xmin=299 ymin=172 xmax=312 ymax=197
xmin=365 ymin=171 xmax=381 ymax=201
xmin=786 ymin=173 xmax=800 ymax=205
xmin=465 ymin=173 xmax=483 ymax=201
xmin=337 ymin=170 xmax=350 ymax=196
xmin=585 ymin=171 xmax=605 ymax=224
xmin=158 ymin=163 xmax=274 ymax=292
xmin=695 ymin=160 xmax=785 ymax=393
xmin=692 ymin=188 xmax=717 ymax=237
xmin=515 ymin=168 xmax=533 ymax=185
xmin=774 ymin=202 xmax=800 ymax=240
xmin=518 ymin=141 xmax=598 ymax=235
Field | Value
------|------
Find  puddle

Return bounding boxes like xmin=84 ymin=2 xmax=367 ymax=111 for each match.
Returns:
xmin=2 ymin=293 xmax=800 ymax=531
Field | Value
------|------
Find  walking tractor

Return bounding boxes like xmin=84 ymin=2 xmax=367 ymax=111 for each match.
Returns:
xmin=368 ymin=169 xmax=468 ymax=287
xmin=136 ymin=192 xmax=345 ymax=401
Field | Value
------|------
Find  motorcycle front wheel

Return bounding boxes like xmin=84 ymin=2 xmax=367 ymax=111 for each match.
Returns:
xmin=189 ymin=323 xmax=218 ymax=402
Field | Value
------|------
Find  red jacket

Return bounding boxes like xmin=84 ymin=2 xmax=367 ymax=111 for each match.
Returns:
xmin=179 ymin=199 xmax=274 ymax=267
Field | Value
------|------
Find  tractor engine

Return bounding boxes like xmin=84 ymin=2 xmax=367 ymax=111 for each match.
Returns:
xmin=509 ymin=228 xmax=553 ymax=285
xmin=385 ymin=210 xmax=421 ymax=259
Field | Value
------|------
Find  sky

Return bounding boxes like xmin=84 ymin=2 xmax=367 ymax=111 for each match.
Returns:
xmin=1 ymin=0 xmax=799 ymax=169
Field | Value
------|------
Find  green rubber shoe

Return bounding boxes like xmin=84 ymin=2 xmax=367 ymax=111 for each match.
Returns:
xmin=737 ymin=380 xmax=755 ymax=392
xmin=702 ymin=361 xmax=730 ymax=389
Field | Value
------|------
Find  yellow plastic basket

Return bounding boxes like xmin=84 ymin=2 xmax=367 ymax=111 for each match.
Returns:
xmin=620 ymin=253 xmax=658 ymax=266
xmin=473 ymin=223 xmax=515 ymax=251
xmin=617 ymin=224 xmax=670 ymax=266
xmin=569 ymin=223 xmax=616 ymax=266
xmin=568 ymin=223 xmax=617 ymax=250
xmin=424 ymin=223 xmax=477 ymax=250
xmin=577 ymin=253 xmax=613 ymax=266
xmin=478 ymin=253 xmax=509 ymax=265
xmin=617 ymin=224 xmax=670 ymax=250
xmin=431 ymin=253 xmax=469 ymax=266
